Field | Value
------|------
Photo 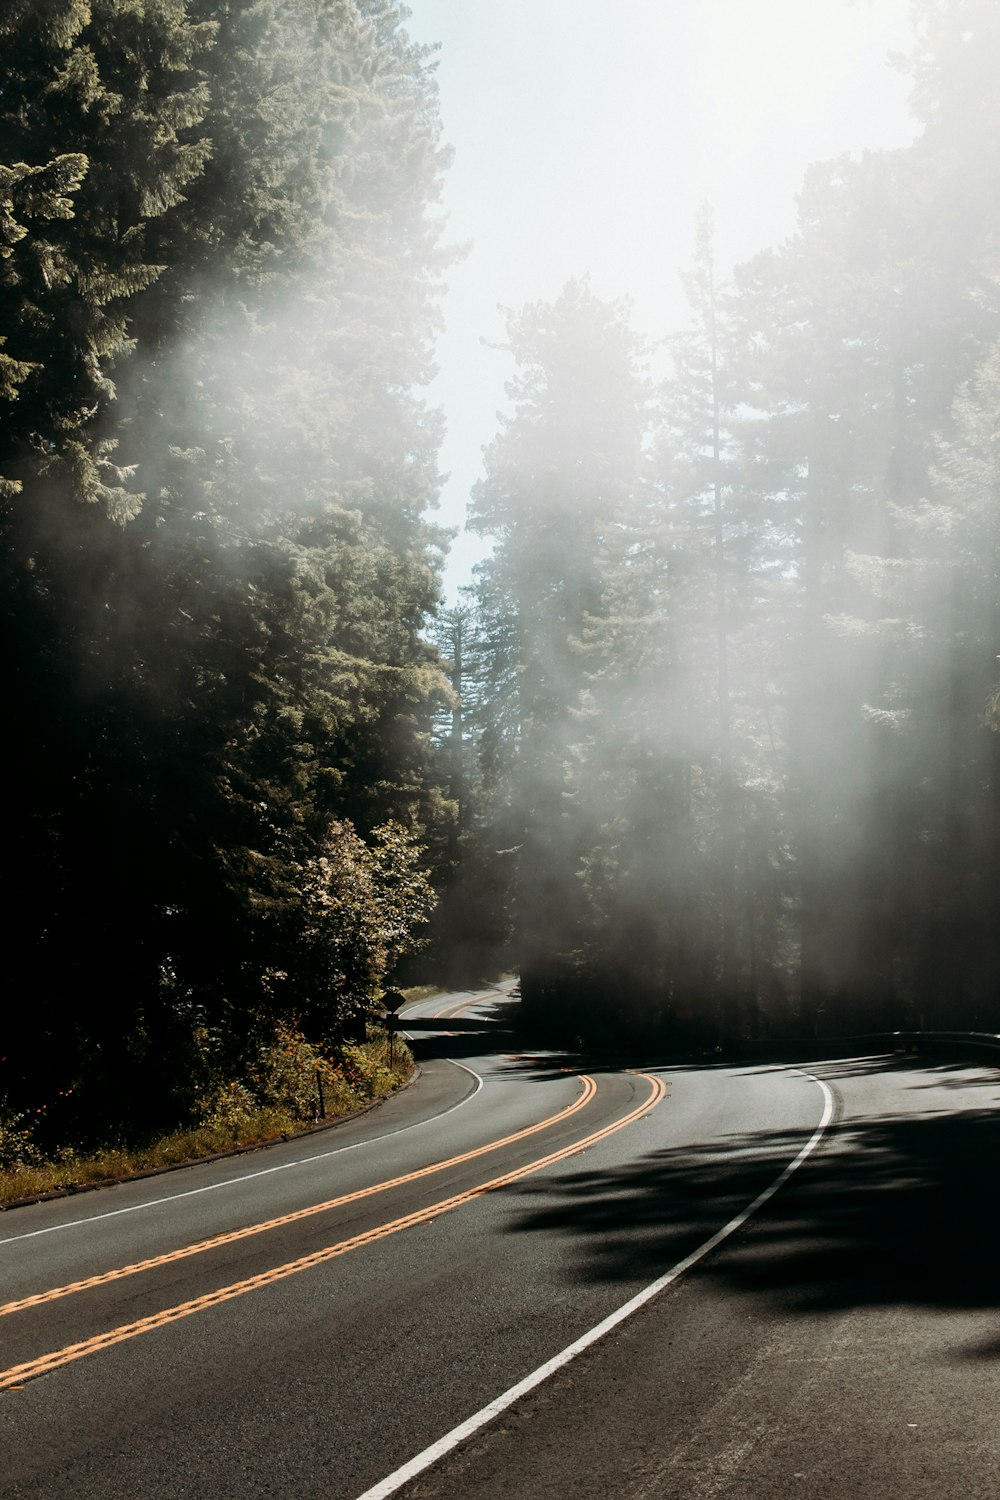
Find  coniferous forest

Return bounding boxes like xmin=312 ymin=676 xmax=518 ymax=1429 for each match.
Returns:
xmin=3 ymin=1 xmax=1000 ymax=1155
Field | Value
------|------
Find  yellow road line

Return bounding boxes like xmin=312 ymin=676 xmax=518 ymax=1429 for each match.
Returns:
xmin=430 ymin=995 xmax=492 ymax=1030
xmin=1 ymin=1077 xmax=597 ymax=1320
xmin=432 ymin=998 xmax=473 ymax=1035
xmin=398 ymin=995 xmax=481 ymax=1037
xmin=435 ymin=998 xmax=481 ymax=1019
xmin=3 ymin=991 xmax=504 ymax=1321
xmin=406 ymin=992 xmax=502 ymax=1024
xmin=0 ymin=1073 xmax=664 ymax=1391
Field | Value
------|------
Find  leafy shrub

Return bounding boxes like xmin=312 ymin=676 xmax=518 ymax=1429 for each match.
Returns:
xmin=0 ymin=1104 xmax=42 ymax=1172
xmin=251 ymin=819 xmax=436 ymax=1038
xmin=197 ymin=1081 xmax=261 ymax=1141
xmin=1 ymin=1023 xmax=413 ymax=1206
xmin=340 ymin=1042 xmax=397 ymax=1101
xmin=253 ymin=1019 xmax=357 ymax=1121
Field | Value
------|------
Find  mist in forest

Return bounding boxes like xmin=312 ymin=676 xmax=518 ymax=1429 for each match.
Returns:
xmin=443 ymin=3 xmax=1000 ymax=1046
xmin=0 ymin=0 xmax=452 ymax=1138
xmin=3 ymin=1 xmax=1000 ymax=1153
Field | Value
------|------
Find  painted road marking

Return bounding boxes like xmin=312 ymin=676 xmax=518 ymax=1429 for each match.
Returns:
xmin=351 ymin=1070 xmax=836 ymax=1500
xmin=1 ymin=1076 xmax=597 ymax=1318
xmin=0 ymin=1073 xmax=664 ymax=1390
xmin=0 ymin=992 xmax=508 ymax=1248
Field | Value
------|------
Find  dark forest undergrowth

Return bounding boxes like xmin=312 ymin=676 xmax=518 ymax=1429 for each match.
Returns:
xmin=0 ymin=1029 xmax=414 ymax=1211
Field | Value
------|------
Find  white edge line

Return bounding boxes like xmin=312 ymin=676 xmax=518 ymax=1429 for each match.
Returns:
xmin=0 ymin=1057 xmax=485 ymax=1248
xmin=352 ymin=1069 xmax=835 ymax=1500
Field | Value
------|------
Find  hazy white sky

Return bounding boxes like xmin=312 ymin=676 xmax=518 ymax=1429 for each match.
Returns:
xmin=401 ymin=0 xmax=919 ymax=596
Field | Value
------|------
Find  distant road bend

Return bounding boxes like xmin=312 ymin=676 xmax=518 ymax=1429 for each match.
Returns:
xmin=2 ymin=985 xmax=999 ymax=1499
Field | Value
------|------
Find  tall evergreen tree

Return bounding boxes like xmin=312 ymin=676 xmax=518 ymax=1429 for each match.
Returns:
xmin=1 ymin=1 xmax=452 ymax=1134
xmin=469 ymin=281 xmax=647 ymax=1023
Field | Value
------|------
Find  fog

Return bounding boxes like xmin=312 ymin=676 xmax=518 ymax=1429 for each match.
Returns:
xmin=434 ymin=3 xmax=1000 ymax=1044
xmin=3 ymin=1 xmax=1000 ymax=1148
xmin=403 ymin=0 xmax=918 ymax=598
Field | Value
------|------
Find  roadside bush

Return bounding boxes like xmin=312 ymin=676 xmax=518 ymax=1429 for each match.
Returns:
xmin=253 ymin=1019 xmax=358 ymax=1121
xmin=0 ymin=1020 xmax=414 ymax=1206
xmin=340 ymin=1041 xmax=399 ymax=1101
xmin=0 ymin=1104 xmax=42 ymax=1173
xmin=197 ymin=1081 xmax=263 ymax=1141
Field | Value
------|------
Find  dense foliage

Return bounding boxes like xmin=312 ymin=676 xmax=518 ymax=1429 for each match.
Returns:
xmin=0 ymin=0 xmax=447 ymax=1139
xmin=5 ymin=1 xmax=1000 ymax=1150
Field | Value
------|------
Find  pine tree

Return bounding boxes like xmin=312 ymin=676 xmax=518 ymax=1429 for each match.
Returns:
xmin=0 ymin=1 xmax=453 ymax=1134
xmin=469 ymin=281 xmax=647 ymax=1026
xmin=721 ymin=6 xmax=1000 ymax=1033
xmin=655 ymin=209 xmax=754 ymax=1036
xmin=0 ymin=0 xmax=213 ymax=514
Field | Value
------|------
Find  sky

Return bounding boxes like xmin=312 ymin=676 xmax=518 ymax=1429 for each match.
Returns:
xmin=400 ymin=0 xmax=921 ymax=598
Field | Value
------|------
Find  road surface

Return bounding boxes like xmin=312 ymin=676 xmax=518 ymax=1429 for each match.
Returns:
xmin=2 ymin=984 xmax=998 ymax=1498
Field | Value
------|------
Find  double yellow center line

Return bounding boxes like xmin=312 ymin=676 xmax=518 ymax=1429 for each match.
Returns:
xmin=411 ymin=993 xmax=497 ymax=1034
xmin=1 ymin=1071 xmax=664 ymax=1390
xmin=1 ymin=1074 xmax=597 ymax=1320
xmin=1 ymin=991 xmax=495 ymax=1322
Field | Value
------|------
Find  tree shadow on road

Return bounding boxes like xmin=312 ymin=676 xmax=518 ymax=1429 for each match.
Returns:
xmin=403 ymin=1003 xmax=661 ymax=1076
xmin=504 ymin=1064 xmax=1000 ymax=1357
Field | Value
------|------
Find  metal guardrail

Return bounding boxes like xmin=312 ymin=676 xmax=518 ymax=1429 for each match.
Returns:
xmin=735 ymin=1029 xmax=1000 ymax=1064
xmin=890 ymin=1029 xmax=1000 ymax=1059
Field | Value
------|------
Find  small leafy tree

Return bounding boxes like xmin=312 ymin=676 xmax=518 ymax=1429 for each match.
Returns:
xmin=258 ymin=818 xmax=435 ymax=1040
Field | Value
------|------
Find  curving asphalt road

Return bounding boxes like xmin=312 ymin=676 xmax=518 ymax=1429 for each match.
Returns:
xmin=1 ymin=985 xmax=999 ymax=1499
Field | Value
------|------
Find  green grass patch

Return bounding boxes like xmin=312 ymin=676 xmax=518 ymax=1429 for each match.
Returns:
xmin=399 ymin=983 xmax=445 ymax=1003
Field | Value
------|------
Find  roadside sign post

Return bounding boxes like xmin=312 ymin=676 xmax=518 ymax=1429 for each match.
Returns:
xmin=382 ymin=989 xmax=405 ymax=1068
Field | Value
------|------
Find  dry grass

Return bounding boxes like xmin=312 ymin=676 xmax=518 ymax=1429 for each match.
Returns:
xmin=0 ymin=1035 xmax=414 ymax=1209
xmin=399 ymin=983 xmax=444 ymax=1003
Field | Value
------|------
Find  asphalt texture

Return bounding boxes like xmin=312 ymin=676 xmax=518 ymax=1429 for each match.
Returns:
xmin=2 ymin=988 xmax=999 ymax=1499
